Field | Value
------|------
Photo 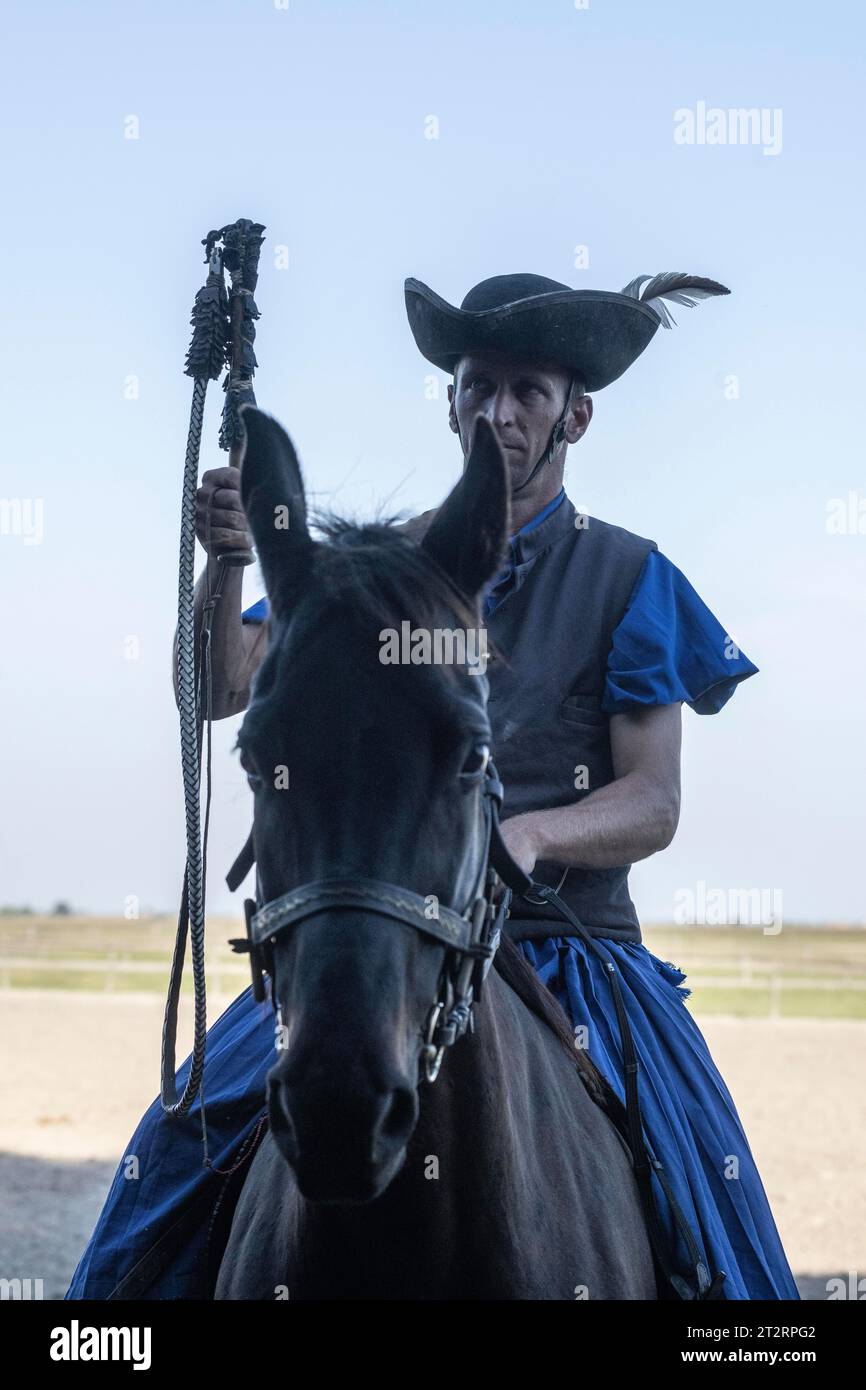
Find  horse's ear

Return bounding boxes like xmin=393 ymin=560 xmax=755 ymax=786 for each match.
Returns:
xmin=239 ymin=406 xmax=315 ymax=616
xmin=421 ymin=415 xmax=510 ymax=600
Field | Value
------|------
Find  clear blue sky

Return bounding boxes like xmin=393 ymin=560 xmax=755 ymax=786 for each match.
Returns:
xmin=2 ymin=0 xmax=864 ymax=923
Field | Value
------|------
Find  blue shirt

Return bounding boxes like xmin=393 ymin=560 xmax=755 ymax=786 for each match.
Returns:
xmin=481 ymin=488 xmax=567 ymax=619
xmin=241 ymin=494 xmax=758 ymax=717
xmin=603 ymin=549 xmax=757 ymax=715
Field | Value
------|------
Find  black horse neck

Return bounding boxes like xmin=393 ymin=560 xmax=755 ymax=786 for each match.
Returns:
xmin=222 ymin=953 xmax=654 ymax=1301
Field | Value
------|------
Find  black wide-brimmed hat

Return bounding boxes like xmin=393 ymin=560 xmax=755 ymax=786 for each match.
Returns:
xmin=404 ymin=272 xmax=729 ymax=392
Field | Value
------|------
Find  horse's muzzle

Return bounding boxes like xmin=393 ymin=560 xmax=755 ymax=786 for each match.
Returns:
xmin=267 ymin=1067 xmax=418 ymax=1204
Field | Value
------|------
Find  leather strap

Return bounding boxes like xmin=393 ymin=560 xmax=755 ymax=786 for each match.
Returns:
xmin=487 ymin=801 xmax=724 ymax=1299
xmin=226 ymin=828 xmax=255 ymax=892
xmin=510 ymin=378 xmax=578 ymax=495
xmin=250 ymin=878 xmax=484 ymax=954
xmin=512 ymin=878 xmax=724 ymax=1301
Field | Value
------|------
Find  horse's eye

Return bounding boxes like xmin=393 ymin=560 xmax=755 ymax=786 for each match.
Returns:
xmin=459 ymin=743 xmax=490 ymax=783
xmin=238 ymin=748 xmax=264 ymax=790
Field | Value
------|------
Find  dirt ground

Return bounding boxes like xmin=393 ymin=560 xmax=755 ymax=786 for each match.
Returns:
xmin=1 ymin=989 xmax=862 ymax=1300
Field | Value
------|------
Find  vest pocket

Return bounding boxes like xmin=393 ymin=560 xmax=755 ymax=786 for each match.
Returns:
xmin=560 ymin=694 xmax=608 ymax=726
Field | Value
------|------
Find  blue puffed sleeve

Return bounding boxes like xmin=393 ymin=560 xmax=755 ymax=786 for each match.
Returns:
xmin=602 ymin=551 xmax=759 ymax=716
xmin=241 ymin=596 xmax=269 ymax=624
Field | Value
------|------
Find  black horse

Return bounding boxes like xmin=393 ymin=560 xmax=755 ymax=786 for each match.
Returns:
xmin=215 ymin=407 xmax=656 ymax=1300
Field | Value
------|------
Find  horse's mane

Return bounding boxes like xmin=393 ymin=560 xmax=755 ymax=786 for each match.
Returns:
xmin=310 ymin=512 xmax=481 ymax=640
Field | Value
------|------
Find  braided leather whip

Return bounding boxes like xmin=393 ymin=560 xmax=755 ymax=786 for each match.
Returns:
xmin=161 ymin=222 xmax=265 ymax=1126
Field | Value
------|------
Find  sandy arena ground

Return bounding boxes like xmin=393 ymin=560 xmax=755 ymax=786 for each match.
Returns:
xmin=0 ymin=989 xmax=862 ymax=1299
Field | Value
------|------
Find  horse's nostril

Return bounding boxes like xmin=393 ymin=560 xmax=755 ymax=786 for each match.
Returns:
xmin=378 ymin=1087 xmax=416 ymax=1144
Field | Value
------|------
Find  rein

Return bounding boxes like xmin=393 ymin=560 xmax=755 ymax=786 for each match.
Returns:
xmin=487 ymin=830 xmax=726 ymax=1301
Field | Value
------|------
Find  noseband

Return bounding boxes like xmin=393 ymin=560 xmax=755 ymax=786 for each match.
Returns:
xmin=227 ymin=753 xmax=512 ymax=1084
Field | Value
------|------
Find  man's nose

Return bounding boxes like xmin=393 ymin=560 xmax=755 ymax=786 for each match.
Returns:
xmin=486 ymin=387 xmax=516 ymax=431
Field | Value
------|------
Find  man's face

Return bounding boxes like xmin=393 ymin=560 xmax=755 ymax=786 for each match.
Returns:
xmin=447 ymin=350 xmax=591 ymax=493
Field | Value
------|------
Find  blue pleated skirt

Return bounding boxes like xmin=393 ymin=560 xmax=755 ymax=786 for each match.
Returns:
xmin=66 ymin=938 xmax=800 ymax=1300
xmin=66 ymin=986 xmax=274 ymax=1300
xmin=519 ymin=935 xmax=799 ymax=1300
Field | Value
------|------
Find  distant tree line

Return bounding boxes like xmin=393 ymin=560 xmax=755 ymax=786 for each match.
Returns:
xmin=0 ymin=902 xmax=75 ymax=916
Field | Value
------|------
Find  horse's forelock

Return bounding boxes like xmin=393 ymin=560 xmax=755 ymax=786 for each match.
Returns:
xmin=309 ymin=512 xmax=482 ymax=638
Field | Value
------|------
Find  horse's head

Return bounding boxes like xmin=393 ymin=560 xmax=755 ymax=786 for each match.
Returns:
xmin=236 ymin=407 xmax=511 ymax=1203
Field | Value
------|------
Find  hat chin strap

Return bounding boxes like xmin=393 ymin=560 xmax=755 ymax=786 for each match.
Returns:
xmin=512 ymin=376 xmax=577 ymax=495
xmin=462 ymin=377 xmax=577 ymax=498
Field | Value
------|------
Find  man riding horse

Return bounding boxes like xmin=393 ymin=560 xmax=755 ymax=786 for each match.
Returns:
xmin=67 ymin=270 xmax=799 ymax=1300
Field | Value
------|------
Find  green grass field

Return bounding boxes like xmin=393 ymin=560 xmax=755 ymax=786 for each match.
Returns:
xmin=1 ymin=916 xmax=865 ymax=1019
xmin=642 ymin=923 xmax=866 ymax=1019
xmin=0 ymin=915 xmax=250 ymax=997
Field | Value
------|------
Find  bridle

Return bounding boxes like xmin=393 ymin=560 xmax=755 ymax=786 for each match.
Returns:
xmin=227 ymin=748 xmax=514 ymax=1085
xmin=224 ymin=739 xmax=726 ymax=1302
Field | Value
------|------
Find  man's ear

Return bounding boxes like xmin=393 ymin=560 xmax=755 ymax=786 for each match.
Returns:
xmin=421 ymin=415 xmax=510 ymax=601
xmin=447 ymin=383 xmax=459 ymax=434
xmin=239 ymin=406 xmax=315 ymax=616
xmin=566 ymin=393 xmax=593 ymax=445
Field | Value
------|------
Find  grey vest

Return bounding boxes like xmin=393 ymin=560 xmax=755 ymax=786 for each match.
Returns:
xmin=484 ymin=495 xmax=657 ymax=943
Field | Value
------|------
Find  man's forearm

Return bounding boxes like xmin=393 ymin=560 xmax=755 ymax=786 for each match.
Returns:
xmin=516 ymin=771 xmax=680 ymax=870
xmin=172 ymin=559 xmax=260 ymax=718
